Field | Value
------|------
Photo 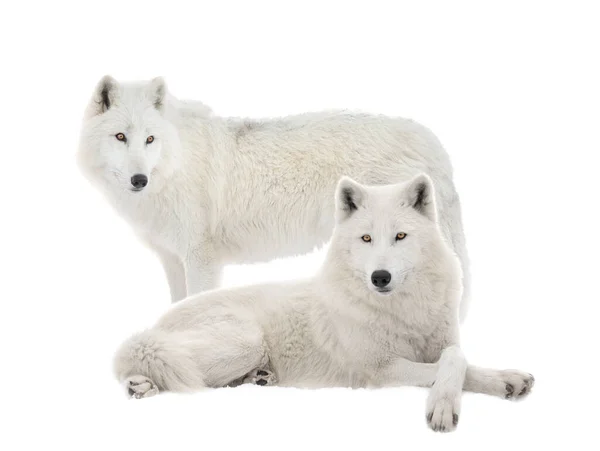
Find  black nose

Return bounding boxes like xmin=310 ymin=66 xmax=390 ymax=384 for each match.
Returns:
xmin=371 ymin=270 xmax=391 ymax=288
xmin=131 ymin=174 xmax=148 ymax=189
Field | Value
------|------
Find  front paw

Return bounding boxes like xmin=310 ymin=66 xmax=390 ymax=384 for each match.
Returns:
xmin=501 ymin=371 xmax=535 ymax=400
xmin=426 ymin=389 xmax=461 ymax=433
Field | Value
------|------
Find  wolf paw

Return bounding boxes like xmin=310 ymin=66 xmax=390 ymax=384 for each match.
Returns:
xmin=244 ymin=368 xmax=277 ymax=386
xmin=426 ymin=388 xmax=460 ymax=433
xmin=125 ymin=375 xmax=159 ymax=399
xmin=501 ymin=371 xmax=535 ymax=400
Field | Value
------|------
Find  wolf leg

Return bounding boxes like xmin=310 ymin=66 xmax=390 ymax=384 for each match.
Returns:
xmin=154 ymin=246 xmax=187 ymax=302
xmin=425 ymin=345 xmax=467 ymax=433
xmin=114 ymin=324 xmax=268 ymax=397
xmin=374 ymin=347 xmax=466 ymax=432
xmin=464 ymin=366 xmax=535 ymax=400
xmin=184 ymin=244 xmax=223 ymax=295
xmin=114 ymin=329 xmax=206 ymax=398
xmin=373 ymin=358 xmax=439 ymax=388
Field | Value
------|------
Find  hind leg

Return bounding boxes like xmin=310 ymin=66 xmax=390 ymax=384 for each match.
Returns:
xmin=195 ymin=321 xmax=270 ymax=388
xmin=115 ymin=321 xmax=269 ymax=398
xmin=114 ymin=329 xmax=206 ymax=398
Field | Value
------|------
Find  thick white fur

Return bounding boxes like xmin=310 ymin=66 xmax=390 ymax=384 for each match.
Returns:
xmin=114 ymin=177 xmax=533 ymax=432
xmin=78 ymin=77 xmax=471 ymax=319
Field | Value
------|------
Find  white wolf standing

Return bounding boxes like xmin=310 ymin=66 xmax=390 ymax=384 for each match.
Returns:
xmin=78 ymin=76 xmax=470 ymax=318
xmin=114 ymin=176 xmax=533 ymax=432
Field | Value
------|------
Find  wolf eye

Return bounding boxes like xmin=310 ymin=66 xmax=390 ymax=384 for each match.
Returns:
xmin=396 ymin=232 xmax=407 ymax=241
xmin=361 ymin=235 xmax=372 ymax=243
xmin=146 ymin=135 xmax=154 ymax=144
xmin=115 ymin=133 xmax=126 ymax=142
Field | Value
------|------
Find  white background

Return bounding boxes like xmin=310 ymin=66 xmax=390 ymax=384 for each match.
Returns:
xmin=1 ymin=1 xmax=598 ymax=449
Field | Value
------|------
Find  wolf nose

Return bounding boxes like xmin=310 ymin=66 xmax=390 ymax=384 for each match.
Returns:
xmin=131 ymin=174 xmax=148 ymax=189
xmin=371 ymin=270 xmax=391 ymax=288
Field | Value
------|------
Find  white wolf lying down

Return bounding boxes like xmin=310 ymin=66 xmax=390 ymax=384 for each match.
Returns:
xmin=78 ymin=76 xmax=470 ymax=319
xmin=114 ymin=175 xmax=533 ymax=432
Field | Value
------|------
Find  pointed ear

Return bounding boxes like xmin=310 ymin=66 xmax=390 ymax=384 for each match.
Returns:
xmin=147 ymin=77 xmax=167 ymax=111
xmin=335 ymin=177 xmax=366 ymax=221
xmin=400 ymin=174 xmax=437 ymax=221
xmin=87 ymin=75 xmax=118 ymax=117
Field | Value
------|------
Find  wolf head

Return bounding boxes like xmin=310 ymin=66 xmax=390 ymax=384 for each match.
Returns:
xmin=78 ymin=76 xmax=180 ymax=194
xmin=329 ymin=174 xmax=444 ymax=296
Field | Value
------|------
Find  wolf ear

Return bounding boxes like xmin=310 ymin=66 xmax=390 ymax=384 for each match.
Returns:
xmin=88 ymin=75 xmax=118 ymax=117
xmin=335 ymin=177 xmax=366 ymax=221
xmin=148 ymin=77 xmax=167 ymax=111
xmin=400 ymin=174 xmax=437 ymax=221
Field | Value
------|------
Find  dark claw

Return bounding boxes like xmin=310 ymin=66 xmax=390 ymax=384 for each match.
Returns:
xmin=519 ymin=386 xmax=528 ymax=396
xmin=505 ymin=383 xmax=514 ymax=398
xmin=256 ymin=378 xmax=268 ymax=386
xmin=128 ymin=387 xmax=135 ymax=396
xmin=426 ymin=412 xmax=433 ymax=423
xmin=453 ymin=413 xmax=459 ymax=425
xmin=257 ymin=370 xmax=269 ymax=376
